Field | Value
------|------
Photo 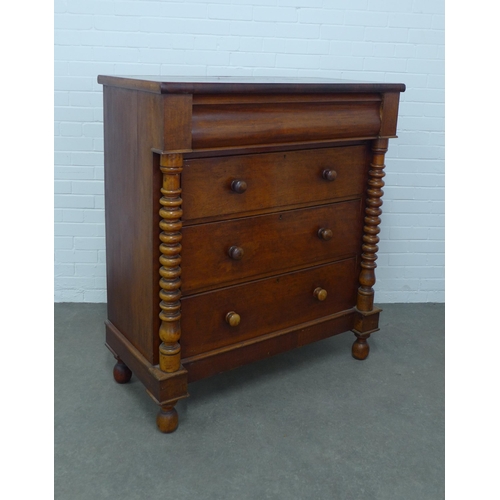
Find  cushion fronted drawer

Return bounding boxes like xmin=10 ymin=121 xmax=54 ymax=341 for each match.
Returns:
xmin=191 ymin=95 xmax=381 ymax=149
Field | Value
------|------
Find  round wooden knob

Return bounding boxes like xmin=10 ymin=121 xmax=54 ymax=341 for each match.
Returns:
xmin=228 ymin=246 xmax=244 ymax=260
xmin=314 ymin=287 xmax=328 ymax=301
xmin=322 ymin=169 xmax=337 ymax=181
xmin=318 ymin=228 xmax=333 ymax=241
xmin=231 ymin=180 xmax=247 ymax=194
xmin=225 ymin=311 xmax=241 ymax=327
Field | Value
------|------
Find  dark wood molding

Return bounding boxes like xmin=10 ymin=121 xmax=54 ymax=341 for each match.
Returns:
xmin=98 ymin=75 xmax=406 ymax=95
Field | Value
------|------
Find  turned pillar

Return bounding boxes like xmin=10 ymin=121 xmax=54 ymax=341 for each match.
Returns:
xmin=352 ymin=138 xmax=388 ymax=360
xmin=157 ymin=152 xmax=184 ymax=431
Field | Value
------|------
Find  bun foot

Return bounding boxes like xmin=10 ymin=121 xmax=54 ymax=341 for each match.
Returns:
xmin=113 ymin=359 xmax=132 ymax=384
xmin=352 ymin=335 xmax=370 ymax=360
xmin=157 ymin=405 xmax=179 ymax=433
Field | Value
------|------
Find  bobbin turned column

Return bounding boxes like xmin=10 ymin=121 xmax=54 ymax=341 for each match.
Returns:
xmin=157 ymin=153 xmax=184 ymax=432
xmin=352 ymin=138 xmax=388 ymax=360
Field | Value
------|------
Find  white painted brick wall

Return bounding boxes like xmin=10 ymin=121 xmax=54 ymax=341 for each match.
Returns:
xmin=54 ymin=0 xmax=445 ymax=303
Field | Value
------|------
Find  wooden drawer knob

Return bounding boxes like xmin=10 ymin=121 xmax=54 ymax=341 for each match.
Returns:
xmin=322 ymin=169 xmax=337 ymax=181
xmin=225 ymin=311 xmax=241 ymax=327
xmin=318 ymin=228 xmax=333 ymax=241
xmin=228 ymin=246 xmax=244 ymax=260
xmin=313 ymin=287 xmax=328 ymax=301
xmin=231 ymin=180 xmax=247 ymax=194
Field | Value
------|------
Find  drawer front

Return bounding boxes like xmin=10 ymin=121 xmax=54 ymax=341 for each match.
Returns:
xmin=182 ymin=145 xmax=369 ymax=222
xmin=191 ymin=99 xmax=381 ymax=149
xmin=180 ymin=258 xmax=358 ymax=357
xmin=181 ymin=200 xmax=363 ymax=295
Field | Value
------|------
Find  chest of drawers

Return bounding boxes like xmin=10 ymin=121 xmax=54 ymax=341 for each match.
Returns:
xmin=97 ymin=76 xmax=405 ymax=433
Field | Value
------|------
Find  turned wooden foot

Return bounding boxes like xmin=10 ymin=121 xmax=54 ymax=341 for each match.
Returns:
xmin=113 ymin=358 xmax=132 ymax=383
xmin=156 ymin=404 xmax=179 ymax=433
xmin=352 ymin=334 xmax=370 ymax=360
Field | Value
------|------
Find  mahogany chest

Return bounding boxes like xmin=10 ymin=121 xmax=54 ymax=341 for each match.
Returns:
xmin=97 ymin=76 xmax=405 ymax=433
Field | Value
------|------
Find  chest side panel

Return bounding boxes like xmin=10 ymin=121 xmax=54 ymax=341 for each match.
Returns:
xmin=103 ymin=87 xmax=164 ymax=363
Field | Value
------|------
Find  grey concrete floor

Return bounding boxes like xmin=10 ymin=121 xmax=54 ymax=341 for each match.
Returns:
xmin=55 ymin=303 xmax=444 ymax=500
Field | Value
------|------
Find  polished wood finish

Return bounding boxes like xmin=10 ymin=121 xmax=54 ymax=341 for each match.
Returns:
xmin=228 ymin=246 xmax=244 ymax=261
xmin=163 ymin=95 xmax=192 ymax=151
xmin=322 ymin=169 xmax=337 ymax=181
xmin=318 ymin=228 xmax=334 ymax=241
xmin=181 ymin=200 xmax=363 ymax=294
xmin=158 ymin=153 xmax=183 ymax=374
xmin=97 ymin=75 xmax=405 ymax=95
xmin=352 ymin=333 xmax=370 ymax=360
xmin=357 ymin=138 xmax=388 ymax=313
xmin=112 ymin=358 xmax=132 ymax=384
xmin=181 ymin=145 xmax=368 ymax=223
xmin=183 ymin=310 xmax=356 ymax=382
xmin=225 ymin=311 xmax=241 ymax=327
xmin=351 ymin=307 xmax=382 ymax=360
xmin=314 ymin=287 xmax=328 ymax=301
xmin=99 ymin=76 xmax=404 ymax=433
xmin=103 ymin=87 xmax=163 ymax=364
xmin=230 ymin=180 xmax=248 ymax=194
xmin=191 ymin=99 xmax=381 ymax=149
xmin=105 ymin=321 xmax=188 ymax=405
xmin=156 ymin=404 xmax=179 ymax=433
xmin=180 ymin=258 xmax=357 ymax=358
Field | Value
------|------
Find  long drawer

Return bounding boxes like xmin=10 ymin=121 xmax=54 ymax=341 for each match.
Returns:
xmin=180 ymin=257 xmax=358 ymax=357
xmin=181 ymin=145 xmax=369 ymax=222
xmin=191 ymin=97 xmax=381 ymax=149
xmin=181 ymin=199 xmax=363 ymax=295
